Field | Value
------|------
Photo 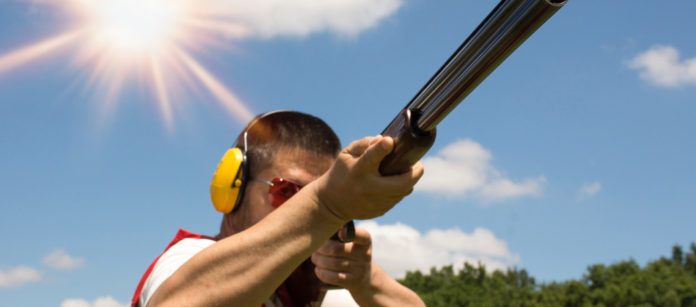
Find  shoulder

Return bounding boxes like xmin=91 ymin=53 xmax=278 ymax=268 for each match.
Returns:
xmin=138 ymin=231 xmax=216 ymax=306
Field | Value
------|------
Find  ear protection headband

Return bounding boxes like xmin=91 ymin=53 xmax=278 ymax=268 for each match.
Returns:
xmin=210 ymin=111 xmax=286 ymax=214
xmin=210 ymin=131 xmax=250 ymax=214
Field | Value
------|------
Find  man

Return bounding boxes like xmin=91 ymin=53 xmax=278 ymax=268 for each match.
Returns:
xmin=132 ymin=111 xmax=425 ymax=306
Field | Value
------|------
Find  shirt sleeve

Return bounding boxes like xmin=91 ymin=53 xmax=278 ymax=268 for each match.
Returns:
xmin=139 ymin=237 xmax=216 ymax=307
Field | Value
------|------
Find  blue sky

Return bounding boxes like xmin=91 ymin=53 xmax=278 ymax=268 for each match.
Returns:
xmin=1 ymin=0 xmax=695 ymax=306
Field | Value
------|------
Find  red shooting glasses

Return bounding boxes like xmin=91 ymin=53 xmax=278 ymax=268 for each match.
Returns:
xmin=255 ymin=177 xmax=303 ymax=208
xmin=254 ymin=176 xmax=354 ymax=243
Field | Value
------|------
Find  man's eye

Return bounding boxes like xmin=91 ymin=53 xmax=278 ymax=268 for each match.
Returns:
xmin=278 ymin=187 xmax=294 ymax=197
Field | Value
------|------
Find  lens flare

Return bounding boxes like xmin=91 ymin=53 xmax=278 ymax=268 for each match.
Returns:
xmin=94 ymin=0 xmax=180 ymax=54
xmin=0 ymin=0 xmax=254 ymax=130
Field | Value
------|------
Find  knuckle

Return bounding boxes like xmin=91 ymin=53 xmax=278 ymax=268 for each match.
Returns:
xmin=405 ymin=186 xmax=414 ymax=195
xmin=316 ymin=245 xmax=330 ymax=255
xmin=323 ymin=242 xmax=342 ymax=256
xmin=314 ymin=267 xmax=325 ymax=279
xmin=328 ymin=257 xmax=341 ymax=268
xmin=358 ymin=252 xmax=371 ymax=263
xmin=333 ymin=244 xmax=348 ymax=255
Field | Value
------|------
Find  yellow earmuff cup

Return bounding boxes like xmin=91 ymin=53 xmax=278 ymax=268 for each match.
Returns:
xmin=210 ymin=147 xmax=245 ymax=213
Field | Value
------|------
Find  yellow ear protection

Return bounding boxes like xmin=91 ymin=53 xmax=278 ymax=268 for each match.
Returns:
xmin=210 ymin=111 xmax=285 ymax=213
xmin=210 ymin=141 xmax=248 ymax=214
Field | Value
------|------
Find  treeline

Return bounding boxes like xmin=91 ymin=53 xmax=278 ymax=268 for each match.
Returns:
xmin=399 ymin=243 xmax=696 ymax=306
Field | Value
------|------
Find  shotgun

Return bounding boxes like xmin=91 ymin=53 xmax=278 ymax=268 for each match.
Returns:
xmin=318 ymin=0 xmax=568 ymax=301
xmin=337 ymin=0 xmax=567 ymax=242
xmin=380 ymin=0 xmax=567 ymax=175
xmin=327 ymin=0 xmax=567 ymax=291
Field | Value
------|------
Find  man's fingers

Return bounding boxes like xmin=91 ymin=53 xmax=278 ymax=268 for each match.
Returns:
xmin=313 ymin=257 xmax=371 ymax=289
xmin=343 ymin=136 xmax=374 ymax=158
xmin=368 ymin=161 xmax=425 ymax=197
xmin=352 ymin=227 xmax=372 ymax=246
xmin=316 ymin=241 xmax=370 ymax=260
xmin=353 ymin=136 xmax=393 ymax=173
xmin=317 ymin=240 xmax=358 ymax=256
xmin=312 ymin=253 xmax=365 ymax=272
xmin=400 ymin=161 xmax=424 ymax=190
xmin=312 ymin=228 xmax=375 ymax=290
xmin=314 ymin=267 xmax=353 ymax=287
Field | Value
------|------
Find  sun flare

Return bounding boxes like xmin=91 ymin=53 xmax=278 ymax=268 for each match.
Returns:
xmin=0 ymin=0 xmax=253 ymax=130
xmin=89 ymin=0 xmax=182 ymax=54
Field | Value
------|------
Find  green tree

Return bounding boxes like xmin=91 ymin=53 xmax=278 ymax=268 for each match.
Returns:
xmin=399 ymin=243 xmax=696 ymax=307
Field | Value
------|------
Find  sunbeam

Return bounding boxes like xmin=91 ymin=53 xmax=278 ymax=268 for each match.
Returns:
xmin=175 ymin=47 xmax=253 ymax=120
xmin=0 ymin=0 xmax=254 ymax=130
xmin=150 ymin=57 xmax=174 ymax=130
xmin=0 ymin=31 xmax=82 ymax=74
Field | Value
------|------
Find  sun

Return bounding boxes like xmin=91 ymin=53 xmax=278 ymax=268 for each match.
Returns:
xmin=0 ymin=0 xmax=253 ymax=130
xmin=89 ymin=0 xmax=182 ymax=54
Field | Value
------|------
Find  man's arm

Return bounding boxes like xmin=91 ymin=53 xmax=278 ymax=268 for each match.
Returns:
xmin=147 ymin=136 xmax=423 ymax=307
xmin=312 ymin=228 xmax=425 ymax=307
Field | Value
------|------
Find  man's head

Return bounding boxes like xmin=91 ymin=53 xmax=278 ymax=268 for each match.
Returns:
xmin=221 ymin=111 xmax=341 ymax=235
xmin=235 ymin=110 xmax=341 ymax=179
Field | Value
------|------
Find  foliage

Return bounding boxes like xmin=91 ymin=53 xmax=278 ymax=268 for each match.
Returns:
xmin=399 ymin=243 xmax=696 ymax=306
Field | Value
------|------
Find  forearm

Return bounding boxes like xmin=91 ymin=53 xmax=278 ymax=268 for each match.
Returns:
xmin=351 ymin=262 xmax=425 ymax=307
xmin=148 ymin=185 xmax=345 ymax=307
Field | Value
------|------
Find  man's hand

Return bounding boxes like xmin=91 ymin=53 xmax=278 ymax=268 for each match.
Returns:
xmin=312 ymin=135 xmax=424 ymax=222
xmin=312 ymin=227 xmax=426 ymax=307
xmin=312 ymin=227 xmax=373 ymax=290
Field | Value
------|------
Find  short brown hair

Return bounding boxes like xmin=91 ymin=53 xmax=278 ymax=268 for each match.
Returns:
xmin=235 ymin=111 xmax=341 ymax=177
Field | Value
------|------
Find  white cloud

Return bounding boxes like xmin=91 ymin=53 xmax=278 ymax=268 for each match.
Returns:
xmin=216 ymin=0 xmax=402 ymax=38
xmin=23 ymin=0 xmax=403 ymax=39
xmin=628 ymin=45 xmax=696 ymax=87
xmin=579 ymin=181 xmax=602 ymax=198
xmin=321 ymin=289 xmax=358 ymax=307
xmin=358 ymin=221 xmax=519 ymax=279
xmin=0 ymin=266 xmax=42 ymax=287
xmin=209 ymin=0 xmax=403 ymax=38
xmin=60 ymin=296 xmax=128 ymax=307
xmin=416 ymin=139 xmax=545 ymax=202
xmin=42 ymin=249 xmax=84 ymax=270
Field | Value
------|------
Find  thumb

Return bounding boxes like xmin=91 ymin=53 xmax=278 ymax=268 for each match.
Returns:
xmin=354 ymin=135 xmax=394 ymax=173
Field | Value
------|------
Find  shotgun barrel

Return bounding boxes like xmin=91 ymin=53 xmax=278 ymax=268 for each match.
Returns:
xmin=380 ymin=0 xmax=567 ymax=175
